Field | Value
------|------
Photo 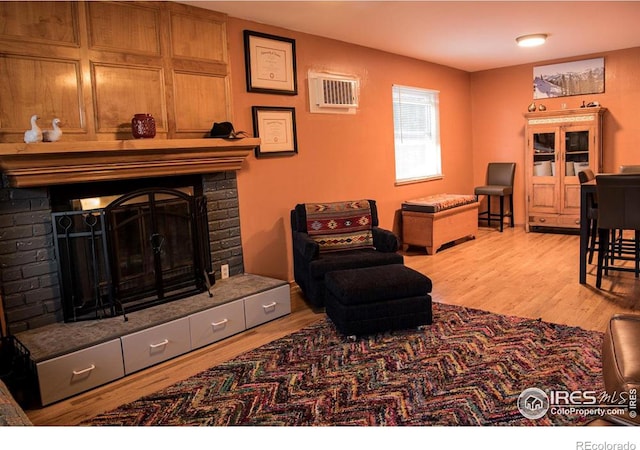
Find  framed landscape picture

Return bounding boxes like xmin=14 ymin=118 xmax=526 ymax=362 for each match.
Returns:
xmin=533 ymin=57 xmax=604 ymax=99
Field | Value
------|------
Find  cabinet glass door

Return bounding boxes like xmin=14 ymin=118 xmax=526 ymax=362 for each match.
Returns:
xmin=564 ymin=130 xmax=590 ymax=177
xmin=533 ymin=132 xmax=556 ymax=177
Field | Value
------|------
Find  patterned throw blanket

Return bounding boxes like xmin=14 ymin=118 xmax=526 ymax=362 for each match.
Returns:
xmin=403 ymin=193 xmax=477 ymax=213
xmin=305 ymin=200 xmax=374 ymax=252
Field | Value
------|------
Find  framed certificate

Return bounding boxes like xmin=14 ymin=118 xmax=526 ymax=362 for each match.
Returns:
xmin=244 ymin=30 xmax=297 ymax=95
xmin=252 ymin=106 xmax=298 ymax=157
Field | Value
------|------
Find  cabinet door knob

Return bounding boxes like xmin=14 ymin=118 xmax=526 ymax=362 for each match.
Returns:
xmin=539 ymin=217 xmax=546 ymax=222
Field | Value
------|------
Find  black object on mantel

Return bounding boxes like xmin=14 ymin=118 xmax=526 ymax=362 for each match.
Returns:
xmin=209 ymin=122 xmax=248 ymax=139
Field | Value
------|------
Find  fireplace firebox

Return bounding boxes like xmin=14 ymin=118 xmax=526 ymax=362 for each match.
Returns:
xmin=52 ymin=182 xmax=212 ymax=322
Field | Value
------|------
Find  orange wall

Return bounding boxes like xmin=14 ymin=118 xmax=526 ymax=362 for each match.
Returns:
xmin=470 ymin=47 xmax=640 ymax=225
xmin=226 ymin=15 xmax=640 ymax=283
xmin=227 ymin=18 xmax=473 ymax=281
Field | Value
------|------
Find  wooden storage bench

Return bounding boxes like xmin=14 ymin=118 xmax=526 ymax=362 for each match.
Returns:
xmin=401 ymin=194 xmax=479 ymax=254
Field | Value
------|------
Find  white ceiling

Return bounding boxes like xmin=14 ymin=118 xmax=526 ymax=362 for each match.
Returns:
xmin=179 ymin=1 xmax=640 ymax=72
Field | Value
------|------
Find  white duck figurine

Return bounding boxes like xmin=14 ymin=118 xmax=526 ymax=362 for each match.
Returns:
xmin=23 ymin=114 xmax=43 ymax=143
xmin=43 ymin=118 xmax=62 ymax=142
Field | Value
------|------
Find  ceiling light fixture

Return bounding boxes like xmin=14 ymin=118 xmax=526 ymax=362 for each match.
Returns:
xmin=516 ymin=34 xmax=548 ymax=47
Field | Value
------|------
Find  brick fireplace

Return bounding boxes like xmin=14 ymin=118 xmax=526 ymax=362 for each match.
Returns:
xmin=0 ymin=171 xmax=245 ymax=334
xmin=0 ymin=138 xmax=260 ymax=335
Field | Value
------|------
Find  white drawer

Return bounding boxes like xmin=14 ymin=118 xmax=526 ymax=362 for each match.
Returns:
xmin=37 ymin=339 xmax=124 ymax=406
xmin=121 ymin=317 xmax=190 ymax=375
xmin=189 ymin=299 xmax=246 ymax=349
xmin=244 ymin=284 xmax=291 ymax=329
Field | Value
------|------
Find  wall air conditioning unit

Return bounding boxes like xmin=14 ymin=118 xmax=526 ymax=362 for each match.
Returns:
xmin=308 ymin=71 xmax=359 ymax=114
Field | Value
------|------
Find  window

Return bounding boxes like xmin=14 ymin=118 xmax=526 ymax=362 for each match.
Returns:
xmin=392 ymin=85 xmax=442 ymax=183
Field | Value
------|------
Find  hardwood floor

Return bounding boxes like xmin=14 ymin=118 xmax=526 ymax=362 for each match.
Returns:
xmin=25 ymin=225 xmax=640 ymax=425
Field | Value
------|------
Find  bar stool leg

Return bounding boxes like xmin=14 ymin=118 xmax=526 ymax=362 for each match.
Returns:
xmin=499 ymin=196 xmax=504 ymax=232
xmin=588 ymin=218 xmax=598 ymax=264
xmin=597 ymin=229 xmax=610 ymax=289
xmin=509 ymin=194 xmax=514 ymax=228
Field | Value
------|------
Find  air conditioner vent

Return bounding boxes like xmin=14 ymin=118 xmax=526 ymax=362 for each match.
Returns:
xmin=308 ymin=71 xmax=359 ymax=114
xmin=319 ymin=78 xmax=358 ymax=107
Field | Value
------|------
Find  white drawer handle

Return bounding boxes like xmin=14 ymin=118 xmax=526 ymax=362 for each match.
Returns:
xmin=149 ymin=339 xmax=169 ymax=349
xmin=211 ymin=318 xmax=228 ymax=327
xmin=72 ymin=364 xmax=95 ymax=376
xmin=262 ymin=301 xmax=277 ymax=312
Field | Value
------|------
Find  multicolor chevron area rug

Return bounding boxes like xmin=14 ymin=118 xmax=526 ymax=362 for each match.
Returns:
xmin=82 ymin=303 xmax=604 ymax=426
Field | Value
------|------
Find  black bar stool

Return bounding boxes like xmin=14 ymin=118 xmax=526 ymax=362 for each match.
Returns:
xmin=578 ymin=168 xmax=599 ymax=264
xmin=595 ymin=174 xmax=640 ymax=288
xmin=474 ymin=162 xmax=516 ymax=232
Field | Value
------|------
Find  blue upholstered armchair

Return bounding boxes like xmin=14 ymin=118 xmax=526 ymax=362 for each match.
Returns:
xmin=290 ymin=199 xmax=403 ymax=307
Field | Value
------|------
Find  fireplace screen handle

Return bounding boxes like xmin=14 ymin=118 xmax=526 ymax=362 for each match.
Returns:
xmin=150 ymin=233 xmax=165 ymax=254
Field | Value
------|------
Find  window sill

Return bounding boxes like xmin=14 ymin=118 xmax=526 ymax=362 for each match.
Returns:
xmin=395 ymin=174 xmax=443 ymax=186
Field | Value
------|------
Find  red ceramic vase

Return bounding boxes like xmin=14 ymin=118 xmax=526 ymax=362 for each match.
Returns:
xmin=131 ymin=113 xmax=156 ymax=139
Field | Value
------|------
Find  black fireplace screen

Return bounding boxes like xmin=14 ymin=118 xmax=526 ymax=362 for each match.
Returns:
xmin=52 ymin=187 xmax=211 ymax=322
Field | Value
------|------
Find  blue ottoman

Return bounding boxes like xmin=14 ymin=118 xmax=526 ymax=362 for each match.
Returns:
xmin=324 ymin=264 xmax=433 ymax=336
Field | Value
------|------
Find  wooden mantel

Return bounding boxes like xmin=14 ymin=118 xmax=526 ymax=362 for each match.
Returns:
xmin=0 ymin=138 xmax=260 ymax=187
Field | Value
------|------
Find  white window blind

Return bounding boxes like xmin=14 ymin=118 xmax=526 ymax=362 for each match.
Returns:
xmin=392 ymin=85 xmax=442 ymax=183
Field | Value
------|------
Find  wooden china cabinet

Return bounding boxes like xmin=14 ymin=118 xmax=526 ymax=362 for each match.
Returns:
xmin=524 ymin=107 xmax=606 ymax=232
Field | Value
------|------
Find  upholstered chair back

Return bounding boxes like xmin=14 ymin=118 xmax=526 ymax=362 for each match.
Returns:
xmin=291 ymin=199 xmax=380 ymax=233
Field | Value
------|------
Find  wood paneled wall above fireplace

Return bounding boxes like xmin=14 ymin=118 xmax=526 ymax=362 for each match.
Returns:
xmin=0 ymin=1 xmax=231 ymax=143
